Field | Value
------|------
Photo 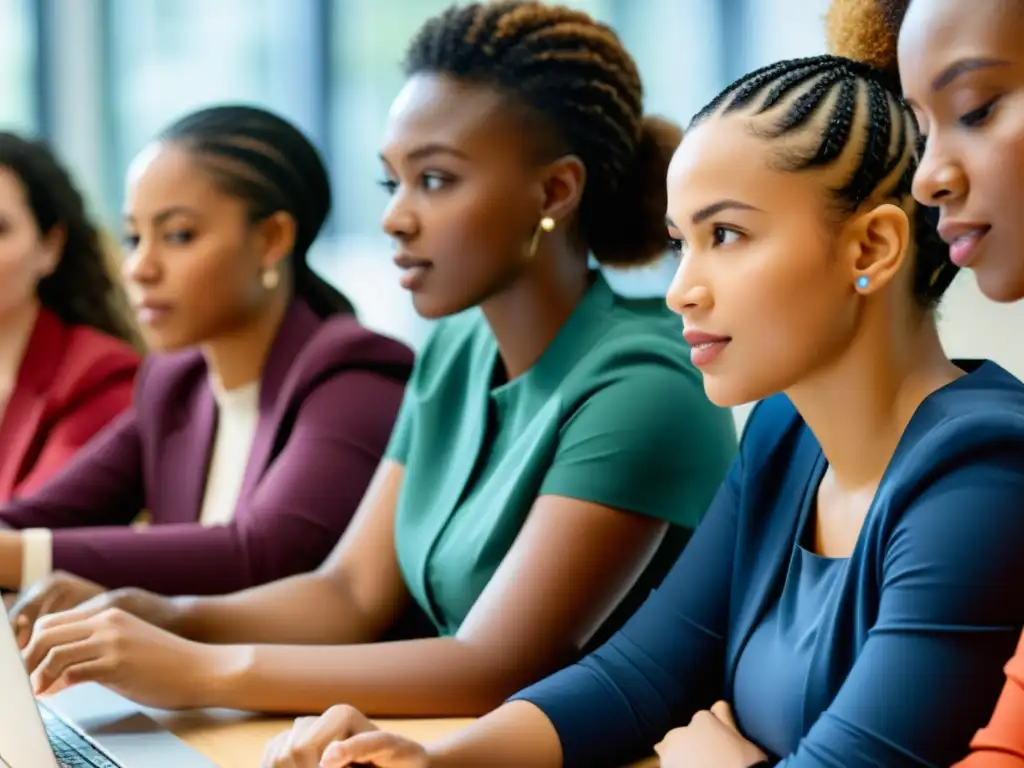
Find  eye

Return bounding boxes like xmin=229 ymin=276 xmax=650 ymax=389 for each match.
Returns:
xmin=378 ymin=178 xmax=398 ymax=196
xmin=122 ymin=234 xmax=140 ymax=251
xmin=165 ymin=230 xmax=194 ymax=245
xmin=958 ymin=98 xmax=997 ymax=128
xmin=712 ymin=226 xmax=742 ymax=247
xmin=667 ymin=237 xmax=686 ymax=256
xmin=420 ymin=172 xmax=452 ymax=192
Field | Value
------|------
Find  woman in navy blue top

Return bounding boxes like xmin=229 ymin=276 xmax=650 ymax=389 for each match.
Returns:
xmin=260 ymin=54 xmax=1024 ymax=768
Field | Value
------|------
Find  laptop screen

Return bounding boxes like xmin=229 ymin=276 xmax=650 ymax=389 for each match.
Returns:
xmin=0 ymin=601 xmax=59 ymax=768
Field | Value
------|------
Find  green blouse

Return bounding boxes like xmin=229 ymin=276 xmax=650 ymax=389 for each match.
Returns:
xmin=387 ymin=272 xmax=737 ymax=637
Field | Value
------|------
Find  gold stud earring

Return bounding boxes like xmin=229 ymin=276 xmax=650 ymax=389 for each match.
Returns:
xmin=528 ymin=216 xmax=557 ymax=258
xmin=261 ymin=268 xmax=280 ymax=290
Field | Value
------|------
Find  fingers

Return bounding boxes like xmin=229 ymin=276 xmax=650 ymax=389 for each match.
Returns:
xmin=22 ymin=617 xmax=95 ymax=675
xmin=262 ymin=706 xmax=379 ymax=768
xmin=710 ymin=700 xmax=738 ymax=730
xmin=30 ymin=638 xmax=111 ymax=695
xmin=320 ymin=731 xmax=425 ymax=767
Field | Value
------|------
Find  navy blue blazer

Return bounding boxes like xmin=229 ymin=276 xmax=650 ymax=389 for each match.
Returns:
xmin=514 ymin=360 xmax=1024 ymax=768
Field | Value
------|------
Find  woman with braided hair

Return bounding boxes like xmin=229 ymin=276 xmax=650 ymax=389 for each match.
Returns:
xmin=829 ymin=1 xmax=1024 ymax=765
xmin=14 ymin=0 xmax=736 ymax=728
xmin=266 ymin=50 xmax=1024 ymax=768
xmin=0 ymin=105 xmax=415 ymax=605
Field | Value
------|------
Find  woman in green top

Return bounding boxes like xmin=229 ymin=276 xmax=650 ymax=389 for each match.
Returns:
xmin=15 ymin=0 xmax=736 ymax=718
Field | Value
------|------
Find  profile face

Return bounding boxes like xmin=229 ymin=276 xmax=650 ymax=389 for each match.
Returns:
xmin=378 ymin=73 xmax=554 ymax=319
xmin=0 ymin=167 xmax=60 ymax=317
xmin=900 ymin=0 xmax=1024 ymax=302
xmin=664 ymin=116 xmax=859 ymax=407
xmin=121 ymin=143 xmax=267 ymax=351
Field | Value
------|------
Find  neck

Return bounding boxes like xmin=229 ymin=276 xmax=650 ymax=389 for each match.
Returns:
xmin=481 ymin=249 xmax=592 ymax=381
xmin=202 ymin=292 xmax=290 ymax=392
xmin=785 ymin=308 xmax=962 ymax=492
xmin=0 ymin=300 xmax=41 ymax=390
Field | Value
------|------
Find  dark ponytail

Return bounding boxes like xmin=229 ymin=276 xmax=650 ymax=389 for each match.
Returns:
xmin=159 ymin=105 xmax=354 ymax=317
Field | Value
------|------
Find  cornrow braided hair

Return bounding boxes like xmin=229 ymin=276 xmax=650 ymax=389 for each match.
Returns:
xmin=160 ymin=105 xmax=354 ymax=317
xmin=690 ymin=54 xmax=956 ymax=307
xmin=403 ymin=0 xmax=682 ymax=267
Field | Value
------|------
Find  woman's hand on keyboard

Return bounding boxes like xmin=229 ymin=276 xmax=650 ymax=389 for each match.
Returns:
xmin=9 ymin=571 xmax=106 ymax=648
xmin=262 ymin=705 xmax=430 ymax=768
xmin=19 ymin=606 xmax=235 ymax=710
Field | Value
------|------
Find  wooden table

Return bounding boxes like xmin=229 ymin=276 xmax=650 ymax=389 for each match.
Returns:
xmin=153 ymin=708 xmax=659 ymax=767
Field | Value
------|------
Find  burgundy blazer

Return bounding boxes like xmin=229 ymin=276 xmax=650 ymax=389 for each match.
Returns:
xmin=0 ymin=300 xmax=414 ymax=595
xmin=0 ymin=308 xmax=139 ymax=501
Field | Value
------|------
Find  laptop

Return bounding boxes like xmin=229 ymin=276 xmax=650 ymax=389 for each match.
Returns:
xmin=0 ymin=601 xmax=217 ymax=767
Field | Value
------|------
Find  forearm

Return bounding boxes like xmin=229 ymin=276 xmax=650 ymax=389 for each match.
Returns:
xmin=209 ymin=637 xmax=536 ymax=716
xmin=171 ymin=571 xmax=382 ymax=645
xmin=426 ymin=701 xmax=564 ymax=768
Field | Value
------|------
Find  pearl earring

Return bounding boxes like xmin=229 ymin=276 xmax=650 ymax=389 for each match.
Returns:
xmin=856 ymin=275 xmax=869 ymax=290
xmin=262 ymin=269 xmax=280 ymax=290
xmin=528 ymin=216 xmax=557 ymax=259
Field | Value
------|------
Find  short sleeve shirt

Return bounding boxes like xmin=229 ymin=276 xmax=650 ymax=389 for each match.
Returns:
xmin=387 ymin=272 xmax=737 ymax=636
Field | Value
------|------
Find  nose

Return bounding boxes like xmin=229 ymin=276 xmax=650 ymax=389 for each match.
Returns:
xmin=666 ymin=255 xmax=713 ymax=317
xmin=381 ymin=186 xmax=418 ymax=242
xmin=122 ymin=236 xmax=160 ymax=285
xmin=912 ymin=135 xmax=968 ymax=207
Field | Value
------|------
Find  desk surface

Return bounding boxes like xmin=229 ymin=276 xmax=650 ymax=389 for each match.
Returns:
xmin=156 ymin=709 xmax=659 ymax=767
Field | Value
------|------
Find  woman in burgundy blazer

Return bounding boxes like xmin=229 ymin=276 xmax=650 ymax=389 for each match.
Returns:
xmin=0 ymin=107 xmax=413 ymax=602
xmin=0 ymin=133 xmax=140 ymax=501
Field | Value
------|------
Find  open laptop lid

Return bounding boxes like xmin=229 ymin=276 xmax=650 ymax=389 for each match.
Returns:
xmin=0 ymin=601 xmax=58 ymax=768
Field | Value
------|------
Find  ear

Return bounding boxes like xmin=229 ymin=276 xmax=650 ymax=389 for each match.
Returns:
xmin=36 ymin=224 xmax=66 ymax=279
xmin=253 ymin=211 xmax=297 ymax=273
xmin=839 ymin=203 xmax=911 ymax=293
xmin=536 ymin=154 xmax=587 ymax=224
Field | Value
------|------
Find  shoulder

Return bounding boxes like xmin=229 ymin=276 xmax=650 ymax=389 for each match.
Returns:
xmin=892 ymin=361 xmax=1024 ymax=479
xmin=286 ymin=313 xmax=415 ymax=388
xmin=51 ymin=324 xmax=140 ymax=406
xmin=563 ymin=295 xmax=703 ymax=402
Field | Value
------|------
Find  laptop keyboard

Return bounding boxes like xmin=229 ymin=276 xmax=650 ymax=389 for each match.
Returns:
xmin=39 ymin=705 xmax=121 ymax=768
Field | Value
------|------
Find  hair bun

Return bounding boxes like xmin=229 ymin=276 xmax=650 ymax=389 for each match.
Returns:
xmin=586 ymin=115 xmax=683 ymax=268
xmin=825 ymin=0 xmax=900 ymax=75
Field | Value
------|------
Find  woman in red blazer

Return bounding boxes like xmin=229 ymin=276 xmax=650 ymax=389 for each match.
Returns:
xmin=829 ymin=0 xmax=1024 ymax=764
xmin=0 ymin=133 xmax=140 ymax=502
xmin=0 ymin=106 xmax=413 ymax=605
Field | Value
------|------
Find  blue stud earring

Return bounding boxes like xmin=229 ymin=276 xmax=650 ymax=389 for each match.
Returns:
xmin=856 ymin=275 xmax=870 ymax=290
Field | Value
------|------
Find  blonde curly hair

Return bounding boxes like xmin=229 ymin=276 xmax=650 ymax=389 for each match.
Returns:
xmin=825 ymin=0 xmax=910 ymax=74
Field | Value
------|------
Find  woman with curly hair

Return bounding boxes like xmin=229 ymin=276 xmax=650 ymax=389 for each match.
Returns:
xmin=0 ymin=132 xmax=140 ymax=503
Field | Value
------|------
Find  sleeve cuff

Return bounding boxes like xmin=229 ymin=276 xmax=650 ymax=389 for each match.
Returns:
xmin=20 ymin=528 xmax=53 ymax=588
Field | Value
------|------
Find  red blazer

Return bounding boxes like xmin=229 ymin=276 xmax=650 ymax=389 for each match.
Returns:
xmin=0 ymin=300 xmax=414 ymax=595
xmin=955 ymin=630 xmax=1024 ymax=767
xmin=0 ymin=308 xmax=138 ymax=501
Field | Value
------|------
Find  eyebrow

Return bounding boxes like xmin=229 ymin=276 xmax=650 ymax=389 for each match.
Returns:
xmin=123 ymin=206 xmax=199 ymax=226
xmin=379 ymin=143 xmax=470 ymax=165
xmin=932 ymin=57 xmax=1012 ymax=92
xmin=688 ymin=199 xmax=762 ymax=225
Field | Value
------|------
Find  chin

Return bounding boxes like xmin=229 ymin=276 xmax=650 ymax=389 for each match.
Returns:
xmin=702 ymin=378 xmax=760 ymax=409
xmin=139 ymin=328 xmax=193 ymax=353
xmin=974 ymin=261 xmax=1024 ymax=304
xmin=410 ymin=291 xmax=478 ymax=321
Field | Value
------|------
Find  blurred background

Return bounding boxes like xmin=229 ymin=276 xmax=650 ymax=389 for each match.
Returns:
xmin=3 ymin=0 xmax=1022 ymax=426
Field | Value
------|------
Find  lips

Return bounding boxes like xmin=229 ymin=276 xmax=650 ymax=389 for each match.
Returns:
xmin=683 ymin=329 xmax=732 ymax=367
xmin=937 ymin=222 xmax=991 ymax=269
xmin=393 ymin=253 xmax=432 ymax=291
xmin=134 ymin=299 xmax=173 ymax=326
